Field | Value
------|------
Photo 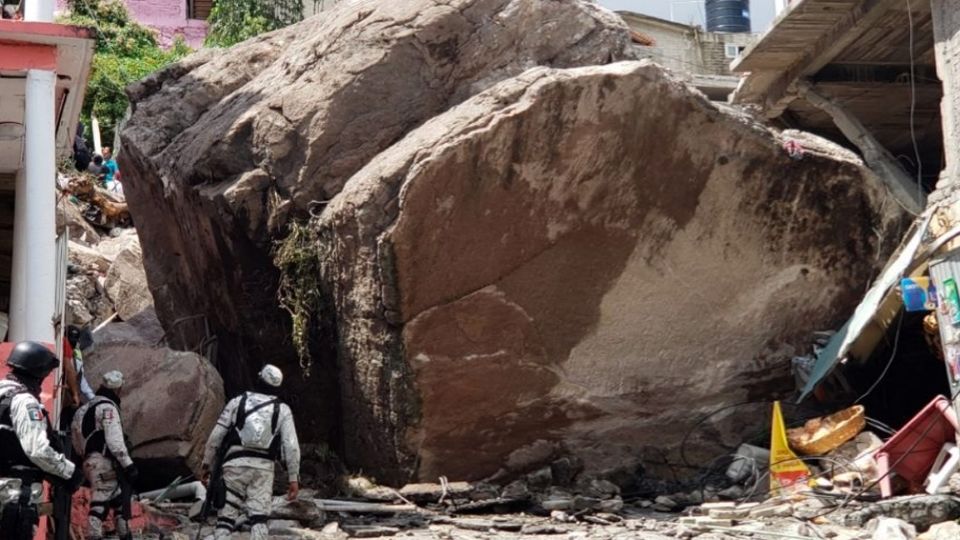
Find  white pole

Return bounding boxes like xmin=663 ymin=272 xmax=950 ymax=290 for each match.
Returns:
xmin=23 ymin=0 xmax=54 ymax=22
xmin=8 ymin=69 xmax=57 ymax=344
xmin=91 ymin=114 xmax=102 ymax=156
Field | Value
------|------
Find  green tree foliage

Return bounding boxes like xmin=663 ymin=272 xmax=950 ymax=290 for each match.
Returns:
xmin=205 ymin=0 xmax=304 ymax=48
xmin=61 ymin=0 xmax=190 ymax=144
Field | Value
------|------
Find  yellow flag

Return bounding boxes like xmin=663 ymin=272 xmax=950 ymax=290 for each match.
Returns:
xmin=769 ymin=401 xmax=810 ymax=494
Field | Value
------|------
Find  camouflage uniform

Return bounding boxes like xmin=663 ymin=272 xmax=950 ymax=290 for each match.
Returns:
xmin=202 ymin=391 xmax=300 ymax=540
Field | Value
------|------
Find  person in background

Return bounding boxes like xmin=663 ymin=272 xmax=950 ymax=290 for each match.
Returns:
xmin=72 ymin=370 xmax=137 ymax=540
xmin=73 ymin=123 xmax=91 ymax=172
xmin=101 ymin=147 xmax=119 ymax=186
xmin=0 ymin=342 xmax=84 ymax=539
xmin=87 ymin=155 xmax=105 ymax=179
xmin=65 ymin=325 xmax=95 ymax=406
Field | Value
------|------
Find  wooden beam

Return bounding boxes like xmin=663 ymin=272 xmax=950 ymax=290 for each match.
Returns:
xmin=761 ymin=0 xmax=904 ymax=116
xmin=799 ymin=82 xmax=926 ymax=215
xmin=812 ymin=63 xmax=940 ymax=84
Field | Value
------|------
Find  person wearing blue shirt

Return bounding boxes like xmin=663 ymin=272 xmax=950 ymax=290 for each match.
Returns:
xmin=101 ymin=146 xmax=119 ymax=186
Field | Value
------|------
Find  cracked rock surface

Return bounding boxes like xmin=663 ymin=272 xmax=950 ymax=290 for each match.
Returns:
xmin=120 ymin=0 xmax=636 ymax=468
xmin=314 ymin=61 xmax=904 ymax=482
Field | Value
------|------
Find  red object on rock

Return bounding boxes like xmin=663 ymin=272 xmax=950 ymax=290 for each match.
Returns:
xmin=875 ymin=395 xmax=960 ymax=497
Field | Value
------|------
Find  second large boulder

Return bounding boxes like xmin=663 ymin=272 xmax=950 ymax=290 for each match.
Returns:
xmin=84 ymin=339 xmax=224 ymax=480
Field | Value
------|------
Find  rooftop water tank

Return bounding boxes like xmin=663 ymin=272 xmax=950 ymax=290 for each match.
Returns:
xmin=705 ymin=0 xmax=751 ymax=33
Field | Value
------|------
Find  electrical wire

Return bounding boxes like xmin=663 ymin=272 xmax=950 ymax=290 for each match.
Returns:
xmin=854 ymin=308 xmax=906 ymax=404
xmin=675 ymin=389 xmax=958 ymax=517
xmin=905 ymin=0 xmax=924 ymax=200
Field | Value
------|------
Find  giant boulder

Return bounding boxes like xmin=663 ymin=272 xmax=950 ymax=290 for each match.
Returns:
xmin=313 ymin=62 xmax=906 ymax=481
xmin=119 ymin=0 xmax=907 ymax=483
xmin=119 ymin=0 xmax=636 ymax=469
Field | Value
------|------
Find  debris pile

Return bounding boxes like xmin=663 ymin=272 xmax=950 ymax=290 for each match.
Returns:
xmin=57 ymin=170 xmax=151 ymax=327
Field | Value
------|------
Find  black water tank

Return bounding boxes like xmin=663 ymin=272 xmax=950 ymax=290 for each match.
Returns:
xmin=705 ymin=0 xmax=751 ymax=33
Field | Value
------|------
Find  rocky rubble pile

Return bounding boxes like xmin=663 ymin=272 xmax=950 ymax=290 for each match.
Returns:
xmin=112 ymin=476 xmax=960 ymax=540
xmin=58 ymin=182 xmax=153 ymax=326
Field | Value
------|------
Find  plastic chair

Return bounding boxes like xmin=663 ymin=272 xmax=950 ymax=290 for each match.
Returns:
xmin=925 ymin=443 xmax=960 ymax=494
xmin=875 ymin=395 xmax=960 ymax=497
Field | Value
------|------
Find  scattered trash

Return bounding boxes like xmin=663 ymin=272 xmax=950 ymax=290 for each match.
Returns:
xmin=901 ymin=277 xmax=938 ymax=312
xmin=924 ymin=443 xmax=960 ymax=494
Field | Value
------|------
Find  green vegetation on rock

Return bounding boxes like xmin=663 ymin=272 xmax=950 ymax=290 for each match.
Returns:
xmin=274 ymin=221 xmax=323 ymax=376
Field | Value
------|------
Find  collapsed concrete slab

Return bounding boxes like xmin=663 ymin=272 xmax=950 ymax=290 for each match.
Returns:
xmin=119 ymin=0 xmax=636 ymax=473
xmin=314 ymin=61 xmax=906 ymax=482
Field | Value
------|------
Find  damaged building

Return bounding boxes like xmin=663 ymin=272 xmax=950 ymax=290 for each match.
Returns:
xmin=731 ymin=0 xmax=960 ymax=444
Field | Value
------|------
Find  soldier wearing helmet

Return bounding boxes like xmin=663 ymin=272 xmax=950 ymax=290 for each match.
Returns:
xmin=72 ymin=370 xmax=137 ymax=540
xmin=0 ymin=341 xmax=84 ymax=539
xmin=201 ymin=364 xmax=301 ymax=539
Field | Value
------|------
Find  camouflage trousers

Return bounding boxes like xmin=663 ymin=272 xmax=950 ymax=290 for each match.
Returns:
xmin=214 ymin=464 xmax=273 ymax=540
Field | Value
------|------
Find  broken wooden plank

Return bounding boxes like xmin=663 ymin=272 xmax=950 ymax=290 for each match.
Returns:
xmin=314 ymin=499 xmax=420 ymax=514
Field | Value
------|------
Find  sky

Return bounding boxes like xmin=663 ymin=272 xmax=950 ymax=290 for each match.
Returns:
xmin=598 ymin=0 xmax=777 ymax=33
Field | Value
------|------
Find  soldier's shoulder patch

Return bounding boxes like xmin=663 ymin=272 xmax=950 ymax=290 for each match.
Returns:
xmin=26 ymin=405 xmax=43 ymax=422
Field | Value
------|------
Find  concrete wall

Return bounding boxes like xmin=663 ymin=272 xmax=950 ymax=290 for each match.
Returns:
xmin=932 ymin=0 xmax=960 ymax=190
xmin=619 ymin=11 xmax=754 ymax=77
xmin=56 ymin=0 xmax=207 ymax=48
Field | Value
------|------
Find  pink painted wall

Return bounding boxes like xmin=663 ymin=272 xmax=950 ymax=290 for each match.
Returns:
xmin=56 ymin=0 xmax=207 ymax=48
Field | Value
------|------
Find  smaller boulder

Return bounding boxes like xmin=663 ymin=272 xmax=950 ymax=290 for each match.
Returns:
xmin=93 ymin=306 xmax=165 ymax=348
xmin=95 ymin=229 xmax=140 ymax=263
xmin=84 ymin=344 xmax=224 ymax=481
xmin=68 ymin=241 xmax=110 ymax=273
xmin=56 ymin=198 xmax=101 ymax=245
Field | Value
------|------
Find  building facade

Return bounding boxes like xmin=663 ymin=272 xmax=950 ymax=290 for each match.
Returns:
xmin=0 ymin=0 xmax=94 ymax=346
xmin=618 ymin=11 xmax=755 ymax=100
xmin=55 ymin=0 xmax=209 ymax=48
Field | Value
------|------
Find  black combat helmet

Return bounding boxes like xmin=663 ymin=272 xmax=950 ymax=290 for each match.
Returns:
xmin=7 ymin=341 xmax=59 ymax=379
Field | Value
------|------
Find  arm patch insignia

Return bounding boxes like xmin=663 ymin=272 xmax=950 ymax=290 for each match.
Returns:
xmin=27 ymin=406 xmax=43 ymax=422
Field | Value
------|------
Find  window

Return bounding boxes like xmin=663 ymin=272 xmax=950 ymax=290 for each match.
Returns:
xmin=189 ymin=0 xmax=213 ymax=20
xmin=724 ymin=44 xmax=742 ymax=59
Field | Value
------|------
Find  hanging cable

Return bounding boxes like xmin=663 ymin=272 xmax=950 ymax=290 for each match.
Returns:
xmin=854 ymin=308 xmax=906 ymax=404
xmin=905 ymin=0 xmax=924 ymax=199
